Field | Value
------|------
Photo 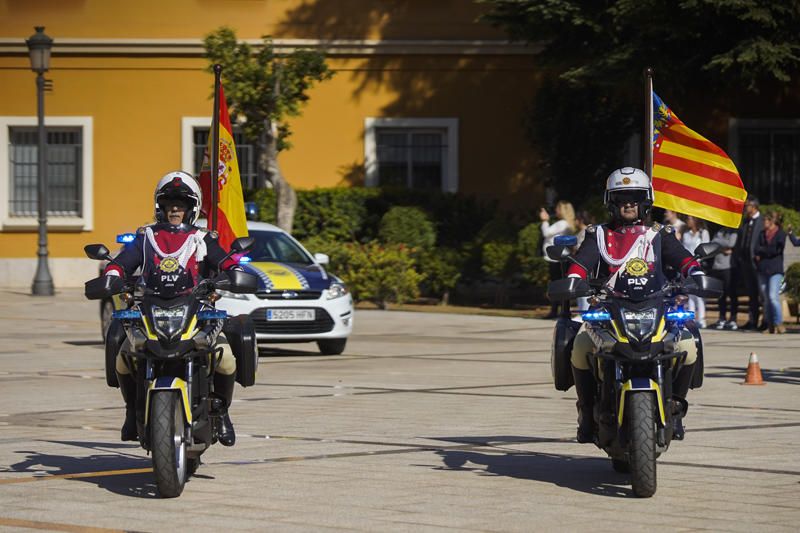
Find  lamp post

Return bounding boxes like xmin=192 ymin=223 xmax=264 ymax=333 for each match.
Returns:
xmin=26 ymin=26 xmax=54 ymax=296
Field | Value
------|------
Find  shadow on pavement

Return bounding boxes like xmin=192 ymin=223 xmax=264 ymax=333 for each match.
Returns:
xmin=258 ymin=346 xmax=325 ymax=357
xmin=5 ymin=441 xmax=162 ymax=498
xmin=428 ymin=436 xmax=631 ymax=497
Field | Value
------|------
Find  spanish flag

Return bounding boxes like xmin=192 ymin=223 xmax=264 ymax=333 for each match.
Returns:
xmin=652 ymin=92 xmax=746 ymax=228
xmin=198 ymin=84 xmax=249 ymax=249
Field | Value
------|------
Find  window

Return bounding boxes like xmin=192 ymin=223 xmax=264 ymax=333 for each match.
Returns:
xmin=730 ymin=119 xmax=800 ymax=207
xmin=181 ymin=118 xmax=260 ymax=190
xmin=0 ymin=116 xmax=93 ymax=231
xmin=365 ymin=118 xmax=458 ymax=192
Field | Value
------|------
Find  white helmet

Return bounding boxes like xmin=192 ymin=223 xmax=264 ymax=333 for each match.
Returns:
xmin=604 ymin=167 xmax=654 ymax=220
xmin=154 ymin=171 xmax=203 ymax=225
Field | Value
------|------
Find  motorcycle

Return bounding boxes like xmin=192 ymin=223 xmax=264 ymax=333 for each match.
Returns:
xmin=547 ymin=239 xmax=722 ymax=497
xmin=84 ymin=236 xmax=259 ymax=497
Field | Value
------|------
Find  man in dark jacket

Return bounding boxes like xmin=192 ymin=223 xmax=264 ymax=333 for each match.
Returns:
xmin=732 ymin=196 xmax=763 ymax=330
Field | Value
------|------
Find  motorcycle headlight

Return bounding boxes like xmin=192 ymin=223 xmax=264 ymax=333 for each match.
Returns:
xmin=216 ymin=289 xmax=250 ymax=301
xmin=326 ymin=282 xmax=349 ymax=300
xmin=150 ymin=304 xmax=188 ymax=340
xmin=622 ymin=308 xmax=658 ymax=341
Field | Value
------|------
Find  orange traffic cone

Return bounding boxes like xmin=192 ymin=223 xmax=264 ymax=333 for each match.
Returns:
xmin=742 ymin=352 xmax=766 ymax=386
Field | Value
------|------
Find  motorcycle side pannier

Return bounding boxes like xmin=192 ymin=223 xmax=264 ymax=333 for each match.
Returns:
xmin=104 ymin=318 xmax=126 ymax=388
xmin=551 ymin=317 xmax=581 ymax=391
xmin=223 ymin=314 xmax=258 ymax=387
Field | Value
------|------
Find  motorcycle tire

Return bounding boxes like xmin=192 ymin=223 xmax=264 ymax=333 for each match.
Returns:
xmin=628 ymin=392 xmax=657 ymax=498
xmin=150 ymin=391 xmax=187 ymax=498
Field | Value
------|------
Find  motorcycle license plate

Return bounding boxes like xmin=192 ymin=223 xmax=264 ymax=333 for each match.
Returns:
xmin=266 ymin=309 xmax=315 ymax=321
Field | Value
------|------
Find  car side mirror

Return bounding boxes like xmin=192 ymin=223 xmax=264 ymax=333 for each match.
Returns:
xmin=546 ymin=245 xmax=571 ymax=262
xmin=84 ymin=244 xmax=111 ymax=261
xmin=314 ymin=253 xmax=330 ymax=265
xmin=230 ymin=237 xmax=255 ymax=254
xmin=694 ymin=242 xmax=721 ymax=260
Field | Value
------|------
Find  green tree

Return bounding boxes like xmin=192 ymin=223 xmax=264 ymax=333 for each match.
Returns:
xmin=480 ymin=0 xmax=800 ymax=204
xmin=203 ymin=27 xmax=334 ymax=233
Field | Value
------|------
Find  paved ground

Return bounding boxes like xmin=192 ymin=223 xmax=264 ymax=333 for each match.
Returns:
xmin=0 ymin=288 xmax=798 ymax=532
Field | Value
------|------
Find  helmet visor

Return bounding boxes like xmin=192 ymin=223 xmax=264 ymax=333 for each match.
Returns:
xmin=609 ymin=189 xmax=648 ymax=207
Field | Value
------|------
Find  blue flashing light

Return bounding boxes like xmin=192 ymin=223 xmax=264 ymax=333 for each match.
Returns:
xmin=554 ymin=235 xmax=578 ymax=247
xmin=116 ymin=233 xmax=136 ymax=244
xmin=198 ymin=310 xmax=228 ymax=320
xmin=112 ymin=309 xmax=141 ymax=320
xmin=238 ymin=256 xmax=252 ymax=264
xmin=582 ymin=310 xmax=611 ymax=322
xmin=666 ymin=310 xmax=695 ymax=322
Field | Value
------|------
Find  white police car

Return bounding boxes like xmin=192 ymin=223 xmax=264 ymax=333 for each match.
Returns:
xmin=212 ymin=221 xmax=353 ymax=355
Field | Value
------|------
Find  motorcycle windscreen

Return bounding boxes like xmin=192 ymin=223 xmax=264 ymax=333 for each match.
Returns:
xmin=609 ymin=258 xmax=665 ymax=301
xmin=141 ymin=259 xmax=195 ymax=298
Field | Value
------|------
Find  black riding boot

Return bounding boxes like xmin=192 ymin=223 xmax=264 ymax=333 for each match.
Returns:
xmin=672 ymin=362 xmax=695 ymax=440
xmin=214 ymin=372 xmax=236 ymax=447
xmin=572 ymin=366 xmax=596 ymax=443
xmin=117 ymin=372 xmax=138 ymax=442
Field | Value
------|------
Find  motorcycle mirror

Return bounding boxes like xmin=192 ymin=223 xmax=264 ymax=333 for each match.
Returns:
xmin=84 ymin=244 xmax=111 ymax=261
xmin=694 ymin=242 xmax=721 ymax=260
xmin=546 ymin=245 xmax=571 ymax=262
xmin=230 ymin=237 xmax=255 ymax=254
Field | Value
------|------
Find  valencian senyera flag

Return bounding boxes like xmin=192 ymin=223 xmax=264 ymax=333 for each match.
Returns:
xmin=652 ymin=92 xmax=747 ymax=228
xmin=198 ymin=84 xmax=249 ymax=249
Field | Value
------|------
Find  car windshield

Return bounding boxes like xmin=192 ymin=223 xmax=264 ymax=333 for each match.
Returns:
xmin=248 ymin=230 xmax=313 ymax=265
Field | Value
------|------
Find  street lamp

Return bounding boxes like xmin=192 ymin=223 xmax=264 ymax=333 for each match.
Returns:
xmin=26 ymin=26 xmax=54 ymax=296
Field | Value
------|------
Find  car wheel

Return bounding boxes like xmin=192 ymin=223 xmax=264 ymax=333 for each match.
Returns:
xmin=101 ymin=299 xmax=115 ymax=341
xmin=317 ymin=338 xmax=347 ymax=355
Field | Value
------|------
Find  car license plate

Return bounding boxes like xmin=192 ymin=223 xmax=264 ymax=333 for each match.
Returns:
xmin=266 ymin=309 xmax=315 ymax=321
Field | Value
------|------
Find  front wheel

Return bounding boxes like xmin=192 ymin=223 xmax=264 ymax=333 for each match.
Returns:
xmin=628 ymin=392 xmax=657 ymax=498
xmin=151 ymin=392 xmax=188 ymax=498
xmin=317 ymin=338 xmax=347 ymax=355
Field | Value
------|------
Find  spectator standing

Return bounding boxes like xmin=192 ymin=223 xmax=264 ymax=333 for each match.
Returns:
xmin=732 ymin=196 xmax=763 ymax=330
xmin=709 ymin=226 xmax=738 ymax=330
xmin=664 ymin=209 xmax=686 ymax=240
xmin=681 ymin=216 xmax=710 ymax=327
xmin=540 ymin=201 xmax=576 ymax=318
xmin=755 ymin=211 xmax=786 ymax=334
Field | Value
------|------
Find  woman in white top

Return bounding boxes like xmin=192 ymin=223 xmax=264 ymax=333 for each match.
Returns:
xmin=540 ymin=201 xmax=576 ymax=318
xmin=681 ymin=215 xmax=710 ymax=327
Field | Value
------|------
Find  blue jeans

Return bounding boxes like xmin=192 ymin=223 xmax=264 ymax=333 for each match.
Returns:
xmin=758 ymin=273 xmax=783 ymax=327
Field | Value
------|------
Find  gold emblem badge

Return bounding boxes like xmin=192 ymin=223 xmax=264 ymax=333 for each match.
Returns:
xmin=159 ymin=257 xmax=179 ymax=273
xmin=625 ymin=258 xmax=648 ymax=277
xmin=622 ymin=177 xmax=631 ymax=184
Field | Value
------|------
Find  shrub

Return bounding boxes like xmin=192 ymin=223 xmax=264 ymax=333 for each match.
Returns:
xmin=761 ymin=203 xmax=800 ymax=233
xmin=417 ymin=247 xmax=464 ymax=302
xmin=516 ymin=222 xmax=550 ymax=288
xmin=784 ymin=262 xmax=800 ymax=303
xmin=333 ymin=241 xmax=423 ymax=309
xmin=481 ymin=241 xmax=517 ymax=281
xmin=378 ymin=206 xmax=436 ymax=251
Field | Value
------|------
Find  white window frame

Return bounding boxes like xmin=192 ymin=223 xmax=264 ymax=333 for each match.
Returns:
xmin=364 ymin=117 xmax=459 ymax=193
xmin=0 ymin=116 xmax=93 ymax=231
xmin=181 ymin=117 xmax=212 ymax=175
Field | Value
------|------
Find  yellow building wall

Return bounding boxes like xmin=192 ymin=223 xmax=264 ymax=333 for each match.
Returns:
xmin=0 ymin=1 xmax=543 ymax=261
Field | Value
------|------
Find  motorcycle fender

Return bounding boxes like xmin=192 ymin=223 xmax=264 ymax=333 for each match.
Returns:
xmin=144 ymin=377 xmax=192 ymax=425
xmin=617 ymin=378 xmax=666 ymax=428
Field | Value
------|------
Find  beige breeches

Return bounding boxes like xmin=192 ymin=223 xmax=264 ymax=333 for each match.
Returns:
xmin=116 ymin=334 xmax=236 ymax=376
xmin=570 ymin=323 xmax=697 ymax=371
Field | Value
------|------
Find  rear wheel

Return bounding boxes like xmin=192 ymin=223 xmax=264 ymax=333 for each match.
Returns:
xmin=317 ymin=338 xmax=347 ymax=355
xmin=628 ymin=392 xmax=657 ymax=497
xmin=151 ymin=392 xmax=187 ymax=498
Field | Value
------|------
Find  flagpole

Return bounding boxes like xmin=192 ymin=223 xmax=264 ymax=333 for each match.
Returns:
xmin=644 ymin=67 xmax=653 ymax=178
xmin=211 ymin=64 xmax=222 ymax=233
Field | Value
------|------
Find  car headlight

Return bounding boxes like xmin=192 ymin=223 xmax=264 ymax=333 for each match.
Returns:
xmin=622 ymin=308 xmax=658 ymax=340
xmin=326 ymin=282 xmax=349 ymax=300
xmin=216 ymin=289 xmax=250 ymax=301
xmin=150 ymin=304 xmax=188 ymax=340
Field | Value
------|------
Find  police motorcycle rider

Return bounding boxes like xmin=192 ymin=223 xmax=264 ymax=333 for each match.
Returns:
xmin=103 ymin=171 xmax=241 ymax=446
xmin=566 ymin=167 xmax=702 ymax=443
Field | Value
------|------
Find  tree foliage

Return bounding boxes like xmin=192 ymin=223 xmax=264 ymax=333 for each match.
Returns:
xmin=480 ymin=0 xmax=800 ymax=204
xmin=203 ymin=27 xmax=333 ymax=151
